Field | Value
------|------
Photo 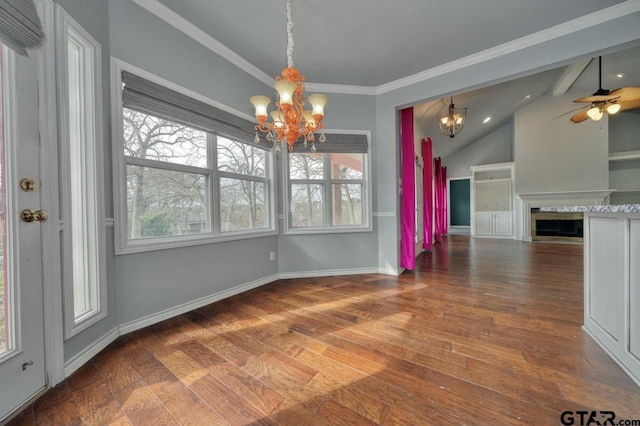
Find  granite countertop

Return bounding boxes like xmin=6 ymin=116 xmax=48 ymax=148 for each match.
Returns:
xmin=540 ymin=204 xmax=640 ymax=213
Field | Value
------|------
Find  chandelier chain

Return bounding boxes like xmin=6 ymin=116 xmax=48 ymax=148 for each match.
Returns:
xmin=286 ymin=0 xmax=294 ymax=68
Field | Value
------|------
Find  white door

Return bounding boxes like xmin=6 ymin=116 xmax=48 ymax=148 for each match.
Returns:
xmin=0 ymin=45 xmax=46 ymax=420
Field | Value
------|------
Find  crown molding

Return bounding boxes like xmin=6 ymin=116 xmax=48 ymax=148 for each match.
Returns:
xmin=305 ymin=82 xmax=376 ymax=96
xmin=131 ymin=0 xmax=640 ymax=96
xmin=375 ymin=1 xmax=640 ymax=94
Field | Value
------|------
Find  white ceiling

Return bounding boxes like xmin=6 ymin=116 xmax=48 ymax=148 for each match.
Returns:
xmin=139 ymin=0 xmax=640 ymax=157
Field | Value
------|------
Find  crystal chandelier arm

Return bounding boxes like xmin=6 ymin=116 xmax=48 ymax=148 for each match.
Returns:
xmin=286 ymin=0 xmax=294 ymax=68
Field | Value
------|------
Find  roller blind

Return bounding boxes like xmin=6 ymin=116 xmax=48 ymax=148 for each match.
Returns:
xmin=0 ymin=0 xmax=44 ymax=56
xmin=122 ymin=71 xmax=273 ymax=150
xmin=290 ymin=133 xmax=368 ymax=153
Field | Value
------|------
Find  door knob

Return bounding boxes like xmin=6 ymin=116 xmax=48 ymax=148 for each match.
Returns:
xmin=21 ymin=209 xmax=48 ymax=223
xmin=20 ymin=178 xmax=37 ymax=192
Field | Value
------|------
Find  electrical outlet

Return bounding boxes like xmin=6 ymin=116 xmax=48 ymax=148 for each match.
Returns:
xmin=270 ymin=251 xmax=275 ymax=261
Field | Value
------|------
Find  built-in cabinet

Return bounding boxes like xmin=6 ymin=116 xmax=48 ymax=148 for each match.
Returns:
xmin=470 ymin=162 xmax=514 ymax=238
xmin=584 ymin=212 xmax=640 ymax=387
xmin=609 ymin=111 xmax=640 ymax=204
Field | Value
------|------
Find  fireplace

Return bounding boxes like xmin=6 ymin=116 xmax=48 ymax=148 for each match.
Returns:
xmin=530 ymin=209 xmax=583 ymax=242
xmin=516 ymin=190 xmax=612 ymax=242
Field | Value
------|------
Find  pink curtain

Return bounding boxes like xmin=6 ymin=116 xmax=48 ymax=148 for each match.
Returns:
xmin=434 ymin=158 xmax=448 ymax=241
xmin=422 ymin=138 xmax=433 ymax=250
xmin=400 ymin=108 xmax=415 ymax=270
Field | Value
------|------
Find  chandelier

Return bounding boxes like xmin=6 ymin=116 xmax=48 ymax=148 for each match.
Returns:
xmin=438 ymin=96 xmax=467 ymax=138
xmin=250 ymin=0 xmax=328 ymax=152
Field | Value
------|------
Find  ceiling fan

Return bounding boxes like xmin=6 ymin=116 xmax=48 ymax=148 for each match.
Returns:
xmin=569 ymin=56 xmax=640 ymax=123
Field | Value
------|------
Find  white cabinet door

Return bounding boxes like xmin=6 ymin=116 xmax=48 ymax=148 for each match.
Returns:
xmin=475 ymin=213 xmax=492 ymax=235
xmin=585 ymin=217 xmax=623 ymax=353
xmin=493 ymin=213 xmax=512 ymax=236
xmin=630 ymin=219 xmax=640 ymax=361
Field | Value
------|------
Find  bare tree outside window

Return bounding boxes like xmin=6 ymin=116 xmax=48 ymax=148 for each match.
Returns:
xmin=217 ymin=138 xmax=268 ymax=232
xmin=123 ymin=108 xmax=209 ymax=238
xmin=288 ymin=152 xmax=364 ymax=229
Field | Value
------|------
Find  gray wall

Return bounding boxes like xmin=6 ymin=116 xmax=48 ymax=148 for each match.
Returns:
xmin=444 ymin=122 xmax=513 ymax=178
xmin=514 ymin=94 xmax=609 ymax=194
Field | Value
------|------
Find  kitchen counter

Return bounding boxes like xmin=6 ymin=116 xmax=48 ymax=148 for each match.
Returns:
xmin=540 ymin=204 xmax=640 ymax=213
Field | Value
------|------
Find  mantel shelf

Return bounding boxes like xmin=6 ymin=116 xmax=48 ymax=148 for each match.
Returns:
xmin=609 ymin=150 xmax=640 ymax=162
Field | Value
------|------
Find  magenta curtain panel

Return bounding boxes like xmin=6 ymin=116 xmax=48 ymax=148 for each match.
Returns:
xmin=422 ymin=138 xmax=433 ymax=250
xmin=434 ymin=157 xmax=448 ymax=241
xmin=442 ymin=165 xmax=448 ymax=234
xmin=400 ymin=108 xmax=415 ymax=270
xmin=434 ymin=157 xmax=442 ymax=241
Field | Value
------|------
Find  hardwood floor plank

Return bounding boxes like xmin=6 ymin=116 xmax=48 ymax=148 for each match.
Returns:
xmin=207 ymin=362 xmax=286 ymax=416
xmin=34 ymin=399 xmax=82 ymax=426
xmin=113 ymin=381 xmax=177 ymax=426
xmin=315 ymin=399 xmax=379 ymax=426
xmin=124 ymin=347 xmax=227 ymax=425
xmin=189 ymin=374 xmax=275 ymax=425
xmin=70 ymin=378 xmax=126 ymax=426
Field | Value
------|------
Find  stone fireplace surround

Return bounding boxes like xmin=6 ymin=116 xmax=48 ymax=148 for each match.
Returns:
xmin=516 ymin=190 xmax=613 ymax=242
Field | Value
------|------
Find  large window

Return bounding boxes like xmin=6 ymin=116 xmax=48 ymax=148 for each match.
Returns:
xmin=114 ymin=66 xmax=275 ymax=253
xmin=285 ymin=134 xmax=371 ymax=233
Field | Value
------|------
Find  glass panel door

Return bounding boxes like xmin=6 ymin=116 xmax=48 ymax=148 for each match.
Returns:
xmin=0 ymin=43 xmax=46 ymax=421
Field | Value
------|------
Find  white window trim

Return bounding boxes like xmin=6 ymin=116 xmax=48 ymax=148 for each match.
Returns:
xmin=111 ymin=59 xmax=277 ymax=255
xmin=283 ymin=130 xmax=373 ymax=235
xmin=56 ymin=5 xmax=107 ymax=338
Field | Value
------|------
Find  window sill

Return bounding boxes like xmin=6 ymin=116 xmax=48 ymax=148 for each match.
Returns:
xmin=115 ymin=228 xmax=278 ymax=255
xmin=283 ymin=224 xmax=372 ymax=236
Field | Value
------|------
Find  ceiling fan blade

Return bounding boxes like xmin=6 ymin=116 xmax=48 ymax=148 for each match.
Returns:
xmin=617 ymin=99 xmax=640 ymax=112
xmin=609 ymin=87 xmax=640 ymax=102
xmin=573 ymin=94 xmax=618 ymax=103
xmin=553 ymin=105 xmax=588 ymax=119
xmin=570 ymin=109 xmax=590 ymax=123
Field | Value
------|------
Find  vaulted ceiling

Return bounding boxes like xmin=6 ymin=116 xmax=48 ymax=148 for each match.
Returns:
xmin=136 ymin=0 xmax=640 ymax=157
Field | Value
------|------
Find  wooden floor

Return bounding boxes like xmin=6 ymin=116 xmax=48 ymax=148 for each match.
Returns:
xmin=8 ymin=236 xmax=640 ymax=425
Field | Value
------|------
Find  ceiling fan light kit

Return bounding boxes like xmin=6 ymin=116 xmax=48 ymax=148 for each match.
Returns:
xmin=569 ymin=56 xmax=640 ymax=124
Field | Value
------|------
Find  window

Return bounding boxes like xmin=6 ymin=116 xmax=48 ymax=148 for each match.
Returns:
xmin=114 ymin=66 xmax=275 ymax=253
xmin=285 ymin=134 xmax=371 ymax=233
xmin=57 ymin=6 xmax=107 ymax=336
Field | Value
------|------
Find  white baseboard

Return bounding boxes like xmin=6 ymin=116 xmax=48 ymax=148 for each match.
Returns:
xmin=278 ymin=267 xmax=385 ymax=280
xmin=118 ymin=274 xmax=280 ymax=335
xmin=64 ymin=327 xmax=119 ymax=378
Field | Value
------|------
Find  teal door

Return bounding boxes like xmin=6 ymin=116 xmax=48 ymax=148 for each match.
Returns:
xmin=450 ymin=179 xmax=470 ymax=226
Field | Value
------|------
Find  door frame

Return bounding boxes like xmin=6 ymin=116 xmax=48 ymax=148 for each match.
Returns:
xmin=447 ymin=176 xmax=471 ymax=233
xmin=36 ymin=0 xmax=64 ymax=388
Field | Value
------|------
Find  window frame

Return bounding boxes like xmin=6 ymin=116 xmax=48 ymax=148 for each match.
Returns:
xmin=283 ymin=132 xmax=372 ymax=234
xmin=56 ymin=6 xmax=107 ymax=338
xmin=111 ymin=60 xmax=277 ymax=254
